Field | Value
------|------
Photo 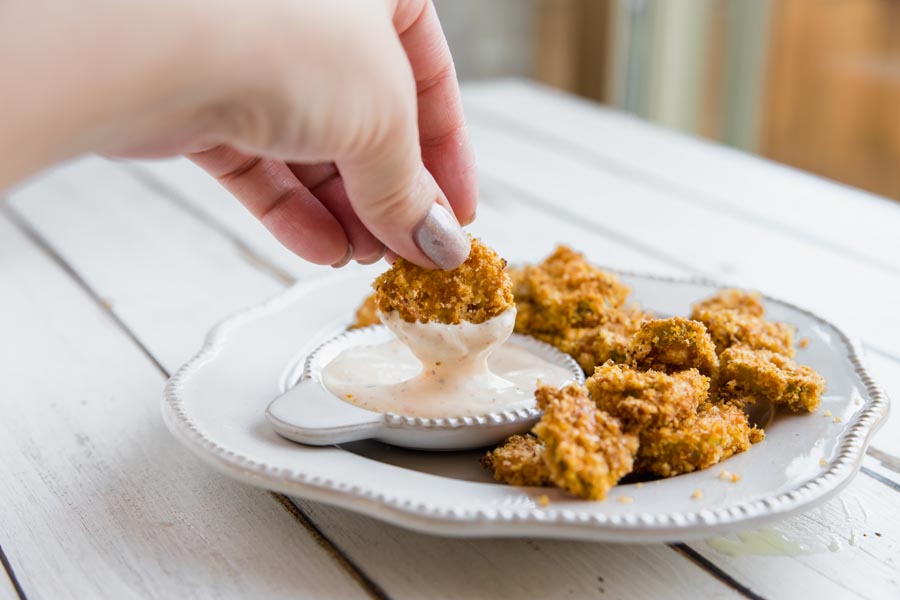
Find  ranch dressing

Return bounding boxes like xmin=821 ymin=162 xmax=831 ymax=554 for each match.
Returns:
xmin=322 ymin=309 xmax=573 ymax=418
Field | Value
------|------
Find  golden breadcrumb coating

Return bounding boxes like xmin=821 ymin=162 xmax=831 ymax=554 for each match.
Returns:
xmin=550 ymin=308 xmax=647 ymax=373
xmin=635 ymin=402 xmax=763 ymax=477
xmin=349 ymin=293 xmax=380 ymax=329
xmin=532 ymin=383 xmax=638 ymax=501
xmin=511 ymin=246 xmax=649 ymax=372
xmin=691 ymin=289 xmax=765 ymax=319
xmin=481 ymin=434 xmax=551 ymax=487
xmin=373 ymin=237 xmax=514 ymax=324
xmin=586 ymin=362 xmax=709 ymax=431
xmin=695 ymin=308 xmax=795 ymax=357
xmin=718 ymin=345 xmax=826 ymax=412
xmin=626 ymin=317 xmax=719 ymax=376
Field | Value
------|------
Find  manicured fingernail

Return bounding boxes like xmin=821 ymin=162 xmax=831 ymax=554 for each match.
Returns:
xmin=413 ymin=204 xmax=470 ymax=270
xmin=331 ymin=244 xmax=353 ymax=268
xmin=356 ymin=245 xmax=386 ymax=266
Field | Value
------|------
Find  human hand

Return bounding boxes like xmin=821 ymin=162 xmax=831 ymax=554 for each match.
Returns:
xmin=2 ymin=0 xmax=475 ymax=269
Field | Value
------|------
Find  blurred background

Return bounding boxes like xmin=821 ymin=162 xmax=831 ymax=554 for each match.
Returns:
xmin=434 ymin=0 xmax=900 ymax=200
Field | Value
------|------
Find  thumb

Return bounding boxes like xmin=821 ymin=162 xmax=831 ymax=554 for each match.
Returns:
xmin=335 ymin=40 xmax=469 ymax=270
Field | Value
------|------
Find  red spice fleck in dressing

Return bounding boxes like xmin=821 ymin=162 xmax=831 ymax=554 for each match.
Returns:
xmin=322 ymin=309 xmax=574 ymax=418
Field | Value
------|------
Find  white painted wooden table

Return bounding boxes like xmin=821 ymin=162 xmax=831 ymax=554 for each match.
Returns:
xmin=2 ymin=80 xmax=898 ymax=600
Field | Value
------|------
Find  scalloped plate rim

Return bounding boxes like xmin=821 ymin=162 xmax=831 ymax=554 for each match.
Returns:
xmin=161 ymin=268 xmax=890 ymax=542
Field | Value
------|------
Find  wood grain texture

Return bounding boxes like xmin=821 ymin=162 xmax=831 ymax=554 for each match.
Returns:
xmin=463 ymin=80 xmax=900 ymax=271
xmin=457 ymin=90 xmax=900 ymax=457
xmin=761 ymin=0 xmax=900 ymax=199
xmin=692 ymin=473 xmax=900 ymax=599
xmin=131 ymin=144 xmax=900 ymax=600
xmin=7 ymin=158 xmax=738 ymax=599
xmin=0 ymin=214 xmax=371 ymax=600
xmin=127 ymin=158 xmax=686 ymax=277
xmin=0 ymin=562 xmax=20 ymax=600
xmin=294 ymin=500 xmax=736 ymax=600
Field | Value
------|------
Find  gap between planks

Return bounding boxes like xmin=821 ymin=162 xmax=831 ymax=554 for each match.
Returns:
xmin=19 ymin=157 xmax=896 ymax=600
xmin=1 ymin=207 xmax=390 ymax=600
xmin=668 ymin=544 xmax=766 ymax=600
xmin=0 ymin=544 xmax=27 ymax=600
xmin=7 ymin=161 xmax=764 ymax=600
xmin=462 ymin=87 xmax=900 ymax=279
xmin=115 ymin=159 xmax=899 ymax=595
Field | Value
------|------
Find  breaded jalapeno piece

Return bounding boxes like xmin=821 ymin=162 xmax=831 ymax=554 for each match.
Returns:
xmin=481 ymin=434 xmax=552 ymax=487
xmin=532 ymin=383 xmax=638 ymax=501
xmin=626 ymin=317 xmax=719 ymax=377
xmin=373 ymin=237 xmax=514 ymax=324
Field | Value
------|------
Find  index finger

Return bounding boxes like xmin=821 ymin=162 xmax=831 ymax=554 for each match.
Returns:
xmin=395 ymin=0 xmax=477 ymax=226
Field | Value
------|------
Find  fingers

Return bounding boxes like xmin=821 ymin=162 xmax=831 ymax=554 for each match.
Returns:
xmin=288 ymin=163 xmax=385 ymax=264
xmin=335 ymin=18 xmax=469 ymax=270
xmin=188 ymin=145 xmax=351 ymax=266
xmin=395 ymin=0 xmax=477 ymax=226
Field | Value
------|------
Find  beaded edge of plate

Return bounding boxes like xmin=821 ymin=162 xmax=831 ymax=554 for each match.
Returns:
xmin=161 ymin=269 xmax=891 ymax=535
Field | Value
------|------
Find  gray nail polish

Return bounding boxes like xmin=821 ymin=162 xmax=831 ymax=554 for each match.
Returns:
xmin=331 ymin=244 xmax=353 ymax=268
xmin=413 ymin=204 xmax=470 ymax=270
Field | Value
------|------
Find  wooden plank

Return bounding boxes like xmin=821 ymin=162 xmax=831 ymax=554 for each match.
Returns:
xmin=864 ymin=350 xmax=900 ymax=457
xmin=294 ymin=499 xmax=738 ymax=600
xmin=136 ymin=147 xmax=900 ymax=600
xmin=0 ymin=214 xmax=370 ymax=600
xmin=461 ymin=117 xmax=900 ymax=455
xmin=462 ymin=80 xmax=900 ymax=271
xmin=0 ymin=563 xmax=20 ymax=600
xmin=760 ymin=0 xmax=900 ymax=199
xmin=694 ymin=472 xmax=900 ymax=600
xmin=463 ymin=119 xmax=900 ymax=349
xmin=8 ymin=158 xmax=740 ymax=599
xmin=8 ymin=158 xmax=290 ymax=374
xmin=128 ymin=158 xmax=684 ymax=276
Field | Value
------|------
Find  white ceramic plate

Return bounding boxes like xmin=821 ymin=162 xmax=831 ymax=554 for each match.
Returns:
xmin=162 ymin=269 xmax=889 ymax=542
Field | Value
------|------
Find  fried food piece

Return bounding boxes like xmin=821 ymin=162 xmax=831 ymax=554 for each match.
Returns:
xmin=691 ymin=289 xmax=765 ymax=319
xmin=511 ymin=246 xmax=649 ymax=372
xmin=586 ymin=362 xmax=709 ymax=431
xmin=481 ymin=434 xmax=551 ymax=487
xmin=373 ymin=237 xmax=514 ymax=324
xmin=512 ymin=246 xmax=631 ymax=331
xmin=635 ymin=402 xmax=763 ymax=477
xmin=626 ymin=317 xmax=719 ymax=376
xmin=533 ymin=383 xmax=638 ymax=500
xmin=718 ymin=345 xmax=825 ymax=412
xmin=551 ymin=308 xmax=647 ymax=373
xmin=695 ymin=309 xmax=795 ymax=357
xmin=349 ymin=293 xmax=380 ymax=329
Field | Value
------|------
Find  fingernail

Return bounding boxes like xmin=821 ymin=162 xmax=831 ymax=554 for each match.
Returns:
xmin=460 ymin=210 xmax=476 ymax=227
xmin=331 ymin=244 xmax=353 ymax=268
xmin=414 ymin=204 xmax=470 ymax=270
xmin=356 ymin=245 xmax=386 ymax=266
